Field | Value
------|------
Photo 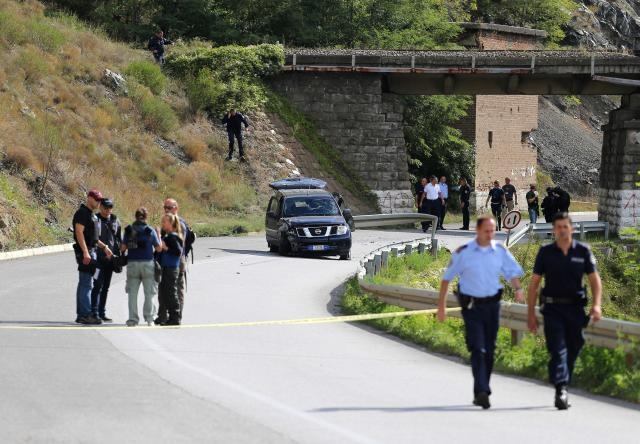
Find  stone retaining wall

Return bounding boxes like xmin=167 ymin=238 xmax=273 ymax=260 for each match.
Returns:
xmin=270 ymin=72 xmax=413 ymax=213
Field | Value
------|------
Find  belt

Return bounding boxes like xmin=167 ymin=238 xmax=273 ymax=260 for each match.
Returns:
xmin=541 ymin=296 xmax=584 ymax=305
xmin=457 ymin=289 xmax=502 ymax=309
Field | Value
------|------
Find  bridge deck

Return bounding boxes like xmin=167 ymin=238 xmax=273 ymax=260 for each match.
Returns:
xmin=283 ymin=49 xmax=640 ymax=95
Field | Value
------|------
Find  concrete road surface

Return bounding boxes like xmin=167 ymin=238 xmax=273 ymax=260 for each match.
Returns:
xmin=0 ymin=226 xmax=637 ymax=443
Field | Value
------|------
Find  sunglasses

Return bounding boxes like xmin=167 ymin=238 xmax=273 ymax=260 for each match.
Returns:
xmin=164 ymin=205 xmax=176 ymax=210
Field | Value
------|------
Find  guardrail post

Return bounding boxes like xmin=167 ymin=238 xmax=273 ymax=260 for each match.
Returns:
xmin=365 ymin=261 xmax=374 ymax=277
xmin=390 ymin=247 xmax=398 ymax=257
xmin=381 ymin=250 xmax=389 ymax=268
xmin=373 ymin=255 xmax=382 ymax=275
xmin=580 ymin=223 xmax=586 ymax=241
xmin=417 ymin=243 xmax=426 ymax=254
xmin=431 ymin=238 xmax=439 ymax=257
xmin=604 ymin=222 xmax=610 ymax=240
xmin=404 ymin=244 xmax=412 ymax=255
xmin=511 ymin=329 xmax=524 ymax=346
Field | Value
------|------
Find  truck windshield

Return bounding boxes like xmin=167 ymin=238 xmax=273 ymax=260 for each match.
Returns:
xmin=283 ymin=196 xmax=340 ymax=217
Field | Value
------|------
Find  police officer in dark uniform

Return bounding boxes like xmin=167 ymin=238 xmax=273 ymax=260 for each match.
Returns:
xmin=438 ymin=215 xmax=524 ymax=409
xmin=222 ymin=109 xmax=250 ymax=161
xmin=459 ymin=177 xmax=471 ymax=230
xmin=527 ymin=212 xmax=602 ymax=410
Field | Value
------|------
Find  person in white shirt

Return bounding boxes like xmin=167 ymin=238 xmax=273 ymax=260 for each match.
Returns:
xmin=438 ymin=176 xmax=449 ymax=230
xmin=420 ymin=175 xmax=442 ymax=231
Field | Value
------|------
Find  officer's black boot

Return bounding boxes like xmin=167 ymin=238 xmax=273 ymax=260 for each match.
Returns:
xmin=555 ymin=385 xmax=570 ymax=410
xmin=473 ymin=392 xmax=491 ymax=409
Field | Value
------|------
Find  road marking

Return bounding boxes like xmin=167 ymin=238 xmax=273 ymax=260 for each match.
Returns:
xmin=0 ymin=307 xmax=460 ymax=331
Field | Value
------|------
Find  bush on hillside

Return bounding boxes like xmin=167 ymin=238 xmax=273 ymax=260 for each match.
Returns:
xmin=165 ymin=44 xmax=284 ymax=79
xmin=125 ymin=60 xmax=167 ymax=95
xmin=185 ymin=68 xmax=266 ymax=115
xmin=2 ymin=145 xmax=39 ymax=172
xmin=129 ymin=83 xmax=178 ymax=135
xmin=0 ymin=10 xmax=66 ymax=52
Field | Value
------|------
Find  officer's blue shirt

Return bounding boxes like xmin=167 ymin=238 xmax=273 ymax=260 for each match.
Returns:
xmin=439 ymin=183 xmax=449 ymax=199
xmin=443 ymin=239 xmax=524 ymax=297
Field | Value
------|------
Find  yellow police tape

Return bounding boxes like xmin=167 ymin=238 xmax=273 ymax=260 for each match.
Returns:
xmin=0 ymin=307 xmax=461 ymax=331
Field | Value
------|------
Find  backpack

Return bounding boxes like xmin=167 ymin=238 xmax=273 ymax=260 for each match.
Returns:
xmin=182 ymin=219 xmax=196 ymax=262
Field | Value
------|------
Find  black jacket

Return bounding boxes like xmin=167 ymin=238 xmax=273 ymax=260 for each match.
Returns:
xmin=147 ymin=36 xmax=172 ymax=55
xmin=222 ymin=113 xmax=249 ymax=133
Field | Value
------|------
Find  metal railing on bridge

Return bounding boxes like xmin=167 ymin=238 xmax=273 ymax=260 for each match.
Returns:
xmin=353 ymin=213 xmax=438 ymax=245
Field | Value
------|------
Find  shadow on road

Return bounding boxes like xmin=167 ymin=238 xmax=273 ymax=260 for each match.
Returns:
xmin=209 ymin=247 xmax=341 ymax=261
xmin=310 ymin=405 xmax=552 ymax=413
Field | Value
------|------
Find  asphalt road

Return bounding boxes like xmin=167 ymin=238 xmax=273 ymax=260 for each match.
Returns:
xmin=0 ymin=225 xmax=638 ymax=443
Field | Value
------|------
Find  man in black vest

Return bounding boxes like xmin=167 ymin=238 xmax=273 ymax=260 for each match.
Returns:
xmin=72 ymin=189 xmax=112 ymax=325
xmin=527 ymin=212 xmax=602 ymax=410
xmin=459 ymin=177 xmax=471 ymax=230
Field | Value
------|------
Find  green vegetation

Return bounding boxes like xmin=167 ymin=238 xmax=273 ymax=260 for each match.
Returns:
xmin=129 ymin=83 xmax=178 ymax=135
xmin=343 ymin=249 xmax=640 ymax=403
xmin=166 ymin=44 xmax=284 ymax=116
xmin=266 ymin=91 xmax=379 ymax=210
xmin=404 ymin=95 xmax=474 ymax=185
xmin=192 ymin=213 xmax=264 ymax=238
xmin=124 ymin=60 xmax=167 ymax=95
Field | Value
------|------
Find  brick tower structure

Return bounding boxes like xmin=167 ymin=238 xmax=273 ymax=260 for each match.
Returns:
xmin=456 ymin=23 xmax=547 ymax=211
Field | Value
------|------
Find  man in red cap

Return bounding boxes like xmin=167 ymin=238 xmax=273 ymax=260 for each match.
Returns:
xmin=72 ymin=189 xmax=112 ymax=325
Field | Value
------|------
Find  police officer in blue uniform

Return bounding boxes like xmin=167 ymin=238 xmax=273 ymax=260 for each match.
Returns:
xmin=437 ymin=215 xmax=524 ymax=409
xmin=527 ymin=212 xmax=602 ymax=410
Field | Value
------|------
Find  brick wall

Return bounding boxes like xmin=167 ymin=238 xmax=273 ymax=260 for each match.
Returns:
xmin=478 ymin=31 xmax=544 ymax=50
xmin=473 ymin=96 xmax=538 ymax=208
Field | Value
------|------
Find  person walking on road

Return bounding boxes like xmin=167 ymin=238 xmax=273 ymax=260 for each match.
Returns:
xmin=90 ymin=198 xmax=121 ymax=323
xmin=437 ymin=215 xmax=524 ymax=409
xmin=485 ymin=181 xmax=506 ymax=231
xmin=527 ymin=212 xmax=602 ymax=410
xmin=421 ymin=176 xmax=442 ymax=231
xmin=222 ymin=109 xmax=249 ymax=162
xmin=438 ymin=176 xmax=448 ymax=230
xmin=147 ymin=29 xmax=173 ymax=64
xmin=157 ymin=214 xmax=184 ymax=326
xmin=502 ymin=177 xmax=518 ymax=212
xmin=72 ymin=189 xmax=112 ymax=325
xmin=121 ymin=208 xmax=162 ymax=327
xmin=525 ymin=184 xmax=539 ymax=224
xmin=459 ymin=177 xmax=471 ymax=230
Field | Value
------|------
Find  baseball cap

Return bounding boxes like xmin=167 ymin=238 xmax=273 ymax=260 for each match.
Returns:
xmin=101 ymin=198 xmax=114 ymax=208
xmin=88 ymin=189 xmax=103 ymax=201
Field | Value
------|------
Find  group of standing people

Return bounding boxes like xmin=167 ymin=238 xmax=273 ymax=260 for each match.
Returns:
xmin=72 ymin=190 xmax=195 ymax=327
xmin=438 ymin=212 xmax=602 ymax=410
xmin=415 ymin=176 xmax=451 ymax=231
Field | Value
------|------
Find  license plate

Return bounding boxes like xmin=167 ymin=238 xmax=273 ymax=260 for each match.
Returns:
xmin=311 ymin=245 xmax=327 ymax=251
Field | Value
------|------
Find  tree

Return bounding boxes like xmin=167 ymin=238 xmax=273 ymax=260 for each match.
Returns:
xmin=403 ymin=95 xmax=474 ymax=185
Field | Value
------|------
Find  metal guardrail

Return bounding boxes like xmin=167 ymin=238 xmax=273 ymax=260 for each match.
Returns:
xmin=506 ymin=220 xmax=610 ymax=248
xmin=358 ymin=237 xmax=640 ymax=351
xmin=353 ymin=213 xmax=438 ymax=244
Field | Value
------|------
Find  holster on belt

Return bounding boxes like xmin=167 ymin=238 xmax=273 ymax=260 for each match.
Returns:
xmin=540 ymin=286 xmax=588 ymax=307
xmin=455 ymin=287 xmax=502 ymax=309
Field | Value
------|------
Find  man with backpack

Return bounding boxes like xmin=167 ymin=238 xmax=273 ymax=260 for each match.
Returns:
xmin=157 ymin=198 xmax=195 ymax=324
xmin=90 ymin=198 xmax=122 ymax=323
xmin=121 ymin=208 xmax=162 ymax=327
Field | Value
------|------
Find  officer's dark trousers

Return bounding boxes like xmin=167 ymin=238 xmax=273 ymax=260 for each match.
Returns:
xmin=461 ymin=201 xmax=470 ymax=229
xmin=91 ymin=266 xmax=113 ymax=318
xmin=227 ymin=130 xmax=244 ymax=158
xmin=439 ymin=198 xmax=448 ymax=228
xmin=542 ymin=304 xmax=588 ymax=387
xmin=158 ymin=267 xmax=181 ymax=323
xmin=491 ymin=204 xmax=502 ymax=230
xmin=462 ymin=300 xmax=500 ymax=395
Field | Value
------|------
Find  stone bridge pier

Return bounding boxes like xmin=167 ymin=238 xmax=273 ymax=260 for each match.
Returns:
xmin=270 ymin=72 xmax=414 ymax=213
xmin=600 ymin=94 xmax=640 ymax=232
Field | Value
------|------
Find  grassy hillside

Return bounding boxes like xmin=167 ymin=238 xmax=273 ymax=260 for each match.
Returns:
xmin=0 ymin=0 xmax=265 ymax=250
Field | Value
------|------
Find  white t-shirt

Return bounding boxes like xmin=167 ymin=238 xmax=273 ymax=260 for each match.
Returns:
xmin=425 ymin=183 xmax=441 ymax=200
